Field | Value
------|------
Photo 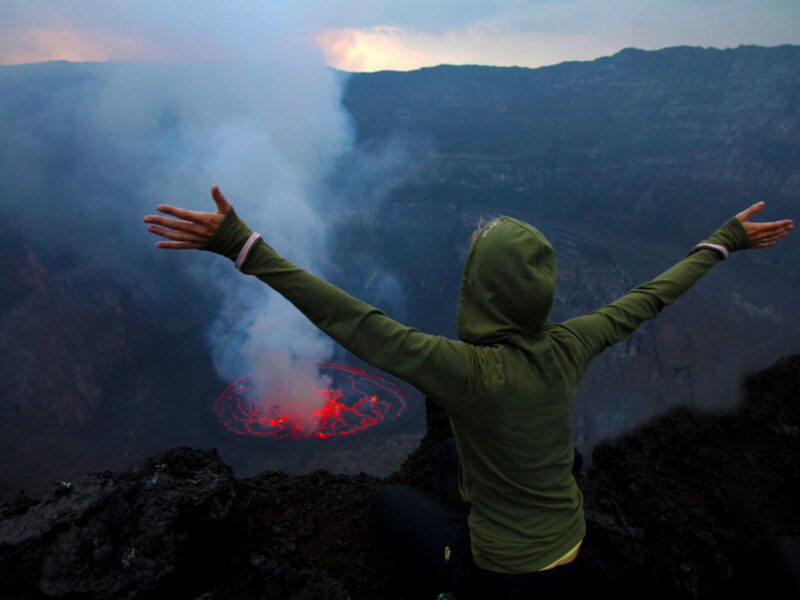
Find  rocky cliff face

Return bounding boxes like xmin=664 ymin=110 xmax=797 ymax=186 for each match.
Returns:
xmin=1 ymin=226 xmax=147 ymax=430
xmin=343 ymin=45 xmax=800 ymax=219
xmin=1 ymin=354 xmax=797 ymax=599
xmin=335 ymin=44 xmax=800 ymax=448
xmin=0 ymin=225 xmax=224 ymax=496
xmin=579 ymin=354 xmax=800 ymax=599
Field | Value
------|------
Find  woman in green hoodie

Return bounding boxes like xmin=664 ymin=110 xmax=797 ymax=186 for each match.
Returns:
xmin=144 ymin=187 xmax=792 ymax=599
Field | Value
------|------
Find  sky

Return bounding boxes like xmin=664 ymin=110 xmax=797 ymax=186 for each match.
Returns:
xmin=1 ymin=0 xmax=798 ymax=71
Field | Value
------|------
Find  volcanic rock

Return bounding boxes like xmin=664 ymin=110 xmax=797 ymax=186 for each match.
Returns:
xmin=0 ymin=447 xmax=247 ymax=599
xmin=235 ymin=353 xmax=800 ymax=600
xmin=576 ymin=354 xmax=800 ymax=599
xmin=1 ymin=355 xmax=798 ymax=599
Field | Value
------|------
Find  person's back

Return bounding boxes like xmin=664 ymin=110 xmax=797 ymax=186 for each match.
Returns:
xmin=443 ymin=217 xmax=585 ymax=573
xmin=448 ymin=341 xmax=584 ymax=574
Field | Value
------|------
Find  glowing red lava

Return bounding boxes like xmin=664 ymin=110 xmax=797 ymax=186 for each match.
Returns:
xmin=214 ymin=361 xmax=408 ymax=439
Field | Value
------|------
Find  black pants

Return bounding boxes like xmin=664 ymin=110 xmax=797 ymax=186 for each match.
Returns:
xmin=371 ymin=439 xmax=578 ymax=599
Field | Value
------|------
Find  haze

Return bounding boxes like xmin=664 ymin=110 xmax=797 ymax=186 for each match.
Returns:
xmin=1 ymin=1 xmax=799 ymax=70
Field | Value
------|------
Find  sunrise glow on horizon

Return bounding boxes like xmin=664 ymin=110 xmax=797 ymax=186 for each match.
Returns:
xmin=313 ymin=25 xmax=629 ymax=72
xmin=1 ymin=1 xmax=798 ymax=71
xmin=0 ymin=27 xmax=227 ymax=66
xmin=2 ymin=24 xmax=608 ymax=71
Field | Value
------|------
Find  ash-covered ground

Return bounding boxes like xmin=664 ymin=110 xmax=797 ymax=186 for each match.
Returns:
xmin=0 ymin=354 xmax=798 ymax=599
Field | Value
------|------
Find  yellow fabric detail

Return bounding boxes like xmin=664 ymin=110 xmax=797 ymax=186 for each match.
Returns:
xmin=538 ymin=540 xmax=582 ymax=571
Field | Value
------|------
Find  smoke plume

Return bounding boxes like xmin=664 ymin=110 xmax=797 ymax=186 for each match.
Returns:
xmin=0 ymin=3 xmax=377 ymax=420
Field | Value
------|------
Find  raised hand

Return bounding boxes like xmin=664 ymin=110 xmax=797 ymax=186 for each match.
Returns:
xmin=735 ymin=202 xmax=793 ymax=249
xmin=143 ymin=185 xmax=232 ymax=249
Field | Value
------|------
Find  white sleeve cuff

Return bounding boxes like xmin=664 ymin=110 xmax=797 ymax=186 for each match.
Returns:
xmin=235 ymin=232 xmax=262 ymax=270
xmin=694 ymin=242 xmax=729 ymax=259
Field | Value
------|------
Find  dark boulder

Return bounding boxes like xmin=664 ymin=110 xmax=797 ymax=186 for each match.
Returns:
xmin=0 ymin=447 xmax=246 ymax=599
xmin=575 ymin=354 xmax=800 ymax=599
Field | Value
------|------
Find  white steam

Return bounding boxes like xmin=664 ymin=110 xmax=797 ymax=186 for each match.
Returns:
xmin=141 ymin=47 xmax=355 ymax=410
xmin=249 ymin=349 xmax=334 ymax=433
xmin=145 ymin=61 xmax=354 ymax=402
xmin=0 ymin=2 xmax=431 ymax=425
xmin=2 ymin=3 xmax=359 ymax=418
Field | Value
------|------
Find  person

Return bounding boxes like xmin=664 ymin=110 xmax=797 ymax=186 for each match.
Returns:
xmin=144 ymin=186 xmax=792 ymax=599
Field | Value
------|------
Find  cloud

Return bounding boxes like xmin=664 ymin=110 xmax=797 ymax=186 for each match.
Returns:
xmin=2 ymin=1 xmax=799 ymax=69
xmin=315 ymin=24 xmax=623 ymax=71
xmin=314 ymin=0 xmax=799 ymax=71
xmin=0 ymin=27 xmax=159 ymax=64
xmin=0 ymin=1 xmax=325 ymax=64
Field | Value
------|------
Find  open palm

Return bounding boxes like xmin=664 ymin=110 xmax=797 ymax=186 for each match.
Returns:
xmin=143 ymin=185 xmax=232 ymax=249
xmin=735 ymin=201 xmax=794 ymax=249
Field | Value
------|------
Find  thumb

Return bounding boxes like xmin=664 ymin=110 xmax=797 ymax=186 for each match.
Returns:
xmin=736 ymin=201 xmax=766 ymax=223
xmin=211 ymin=184 xmax=232 ymax=214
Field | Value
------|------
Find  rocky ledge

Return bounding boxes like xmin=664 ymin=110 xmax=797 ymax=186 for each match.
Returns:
xmin=1 ymin=355 xmax=798 ymax=599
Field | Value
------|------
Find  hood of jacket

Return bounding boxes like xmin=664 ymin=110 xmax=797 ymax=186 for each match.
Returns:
xmin=456 ymin=216 xmax=556 ymax=346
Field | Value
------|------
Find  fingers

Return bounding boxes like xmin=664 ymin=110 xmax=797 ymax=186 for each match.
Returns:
xmin=211 ymin=184 xmax=232 ymax=214
xmin=736 ymin=201 xmax=766 ymax=223
xmin=155 ymin=204 xmax=212 ymax=223
xmin=749 ymin=219 xmax=794 ymax=235
xmin=143 ymin=214 xmax=215 ymax=236
xmin=746 ymin=219 xmax=794 ymax=248
xmin=752 ymin=239 xmax=777 ymax=248
xmin=749 ymin=227 xmax=792 ymax=249
xmin=155 ymin=240 xmax=204 ymax=250
xmin=145 ymin=223 xmax=208 ymax=244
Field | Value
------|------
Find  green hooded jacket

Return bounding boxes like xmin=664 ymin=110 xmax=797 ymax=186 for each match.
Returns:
xmin=204 ymin=210 xmax=748 ymax=573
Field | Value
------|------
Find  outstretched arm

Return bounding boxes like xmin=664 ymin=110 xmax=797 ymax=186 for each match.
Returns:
xmin=557 ymin=202 xmax=793 ymax=365
xmin=144 ymin=186 xmax=479 ymax=413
